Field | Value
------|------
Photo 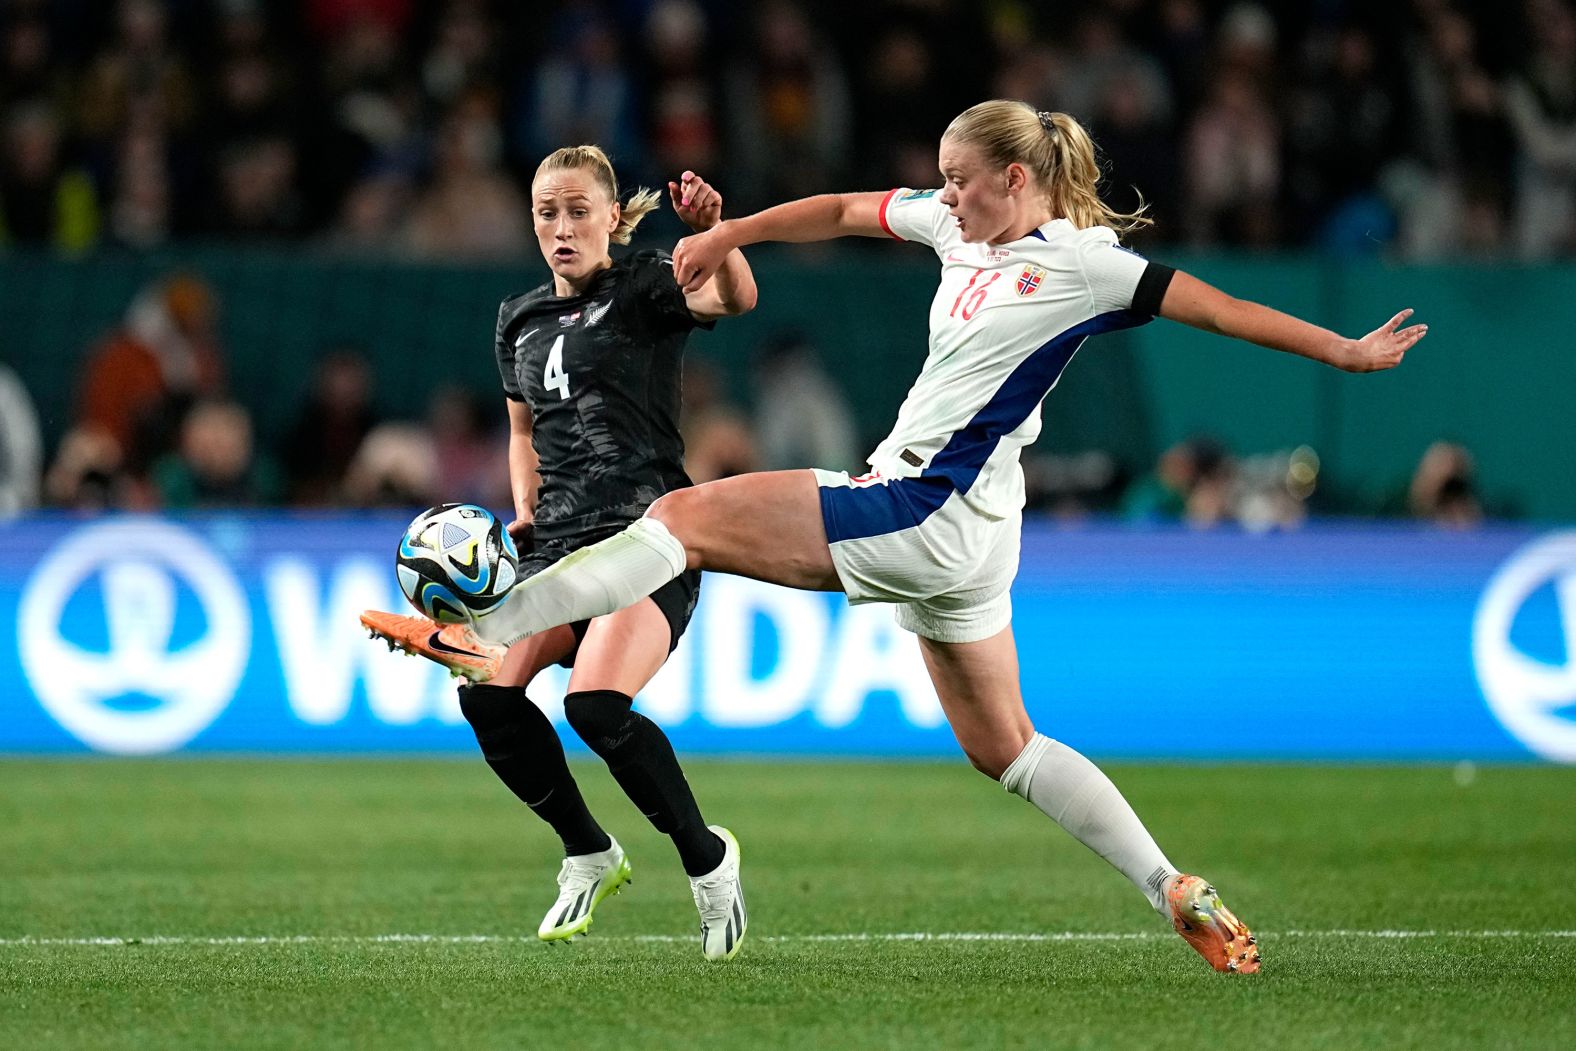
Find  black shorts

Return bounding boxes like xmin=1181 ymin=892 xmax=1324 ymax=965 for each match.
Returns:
xmin=518 ymin=524 xmax=700 ymax=668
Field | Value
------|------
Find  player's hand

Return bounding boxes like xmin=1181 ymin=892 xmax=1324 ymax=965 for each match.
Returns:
xmin=669 ymin=170 xmax=722 ymax=232
xmin=1342 ymin=309 xmax=1428 ymax=372
xmin=672 ymin=225 xmax=735 ymax=293
xmin=506 ymin=518 xmax=535 ymax=553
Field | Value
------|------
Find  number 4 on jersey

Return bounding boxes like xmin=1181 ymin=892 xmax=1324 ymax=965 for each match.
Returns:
xmin=544 ymin=334 xmax=571 ymax=399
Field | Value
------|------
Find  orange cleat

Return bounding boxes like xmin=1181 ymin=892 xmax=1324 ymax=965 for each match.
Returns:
xmin=360 ymin=609 xmax=506 ymax=683
xmin=1165 ymin=874 xmax=1261 ymax=974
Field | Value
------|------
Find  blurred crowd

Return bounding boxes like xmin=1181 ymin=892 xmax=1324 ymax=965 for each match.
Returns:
xmin=0 ymin=270 xmax=1488 ymax=530
xmin=0 ymin=0 xmax=1573 ymax=259
xmin=0 ymin=0 xmax=1532 ymax=528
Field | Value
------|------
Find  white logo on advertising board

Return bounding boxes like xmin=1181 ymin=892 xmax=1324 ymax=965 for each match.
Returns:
xmin=18 ymin=520 xmax=249 ymax=755
xmin=1472 ymin=532 xmax=1576 ymax=762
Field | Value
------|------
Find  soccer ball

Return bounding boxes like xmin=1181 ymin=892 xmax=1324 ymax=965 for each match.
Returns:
xmin=396 ymin=503 xmax=519 ymax=623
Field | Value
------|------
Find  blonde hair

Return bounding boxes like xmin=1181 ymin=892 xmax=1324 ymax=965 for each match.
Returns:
xmin=942 ymin=100 xmax=1152 ymax=236
xmin=533 ymin=145 xmax=661 ymax=245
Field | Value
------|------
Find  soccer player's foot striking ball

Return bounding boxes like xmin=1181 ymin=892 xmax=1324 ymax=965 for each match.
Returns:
xmin=360 ymin=610 xmax=506 ymax=682
xmin=1164 ymin=874 xmax=1260 ymax=973
xmin=689 ymin=825 xmax=747 ymax=961
xmin=538 ymin=838 xmax=633 ymax=943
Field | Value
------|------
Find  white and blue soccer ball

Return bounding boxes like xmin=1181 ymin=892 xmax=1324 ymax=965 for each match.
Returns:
xmin=396 ymin=503 xmax=519 ymax=623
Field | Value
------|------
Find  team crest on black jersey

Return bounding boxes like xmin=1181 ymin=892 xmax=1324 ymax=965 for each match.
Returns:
xmin=1016 ymin=264 xmax=1047 ymax=297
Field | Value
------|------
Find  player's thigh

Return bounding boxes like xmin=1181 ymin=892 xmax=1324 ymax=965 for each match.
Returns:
xmin=493 ymin=625 xmax=578 ymax=687
xmin=566 ymin=597 xmax=673 ymax=696
xmin=646 ymin=470 xmax=840 ymax=591
xmin=918 ymin=624 xmax=1034 ymax=779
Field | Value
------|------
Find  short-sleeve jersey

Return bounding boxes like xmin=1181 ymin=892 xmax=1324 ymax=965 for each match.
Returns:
xmin=871 ymin=187 xmax=1174 ymax=518
xmin=494 ymin=249 xmax=707 ymax=542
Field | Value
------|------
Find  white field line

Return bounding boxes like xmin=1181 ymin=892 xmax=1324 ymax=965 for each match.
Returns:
xmin=1 ymin=930 xmax=1573 ymax=948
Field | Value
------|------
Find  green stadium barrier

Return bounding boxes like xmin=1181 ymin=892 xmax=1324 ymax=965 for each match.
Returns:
xmin=2 ymin=248 xmax=1573 ymax=518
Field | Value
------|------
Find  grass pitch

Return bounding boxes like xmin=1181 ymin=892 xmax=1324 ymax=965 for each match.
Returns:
xmin=2 ymin=759 xmax=1573 ymax=1049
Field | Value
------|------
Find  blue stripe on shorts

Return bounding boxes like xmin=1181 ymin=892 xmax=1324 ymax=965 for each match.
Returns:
xmin=818 ymin=475 xmax=953 ymax=544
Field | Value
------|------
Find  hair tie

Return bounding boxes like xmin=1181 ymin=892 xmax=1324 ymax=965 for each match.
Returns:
xmin=1037 ymin=110 xmax=1057 ymax=135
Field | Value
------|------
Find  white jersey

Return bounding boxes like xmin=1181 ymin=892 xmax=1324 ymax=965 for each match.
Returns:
xmin=868 ymin=187 xmax=1167 ymax=518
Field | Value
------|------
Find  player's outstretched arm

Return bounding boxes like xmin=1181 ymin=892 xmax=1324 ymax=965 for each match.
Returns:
xmin=1159 ymin=270 xmax=1428 ymax=373
xmin=668 ymin=170 xmax=757 ymax=320
xmin=672 ymin=192 xmax=891 ymax=293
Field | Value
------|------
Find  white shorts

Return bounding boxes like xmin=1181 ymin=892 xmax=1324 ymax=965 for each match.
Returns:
xmin=814 ymin=469 xmax=1021 ymax=644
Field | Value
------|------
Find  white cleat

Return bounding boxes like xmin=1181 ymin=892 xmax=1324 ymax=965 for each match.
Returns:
xmin=537 ymin=838 xmax=632 ymax=942
xmin=689 ymin=825 xmax=747 ymax=961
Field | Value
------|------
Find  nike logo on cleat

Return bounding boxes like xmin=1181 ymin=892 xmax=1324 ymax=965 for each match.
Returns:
xmin=427 ymin=632 xmax=486 ymax=659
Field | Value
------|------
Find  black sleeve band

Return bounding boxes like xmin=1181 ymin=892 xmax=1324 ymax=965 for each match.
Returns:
xmin=1131 ymin=262 xmax=1176 ymax=317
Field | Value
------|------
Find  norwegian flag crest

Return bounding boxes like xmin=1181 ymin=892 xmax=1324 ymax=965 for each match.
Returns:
xmin=1016 ymin=264 xmax=1047 ymax=297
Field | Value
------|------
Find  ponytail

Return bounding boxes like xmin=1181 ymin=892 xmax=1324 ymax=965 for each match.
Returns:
xmin=613 ymin=188 xmax=661 ymax=245
xmin=1041 ymin=112 xmax=1152 ymax=235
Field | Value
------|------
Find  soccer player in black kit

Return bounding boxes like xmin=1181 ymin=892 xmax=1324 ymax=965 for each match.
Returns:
xmin=369 ymin=146 xmax=757 ymax=960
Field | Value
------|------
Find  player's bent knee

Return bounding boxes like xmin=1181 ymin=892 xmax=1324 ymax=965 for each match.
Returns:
xmin=644 ymin=489 xmax=693 ymax=530
xmin=458 ymin=684 xmax=543 ymax=762
xmin=960 ymin=745 xmax=1011 ymax=781
xmin=644 ymin=490 xmax=706 ymax=563
xmin=563 ymin=689 xmax=635 ymax=753
xmin=951 ymin=721 xmax=1032 ymax=781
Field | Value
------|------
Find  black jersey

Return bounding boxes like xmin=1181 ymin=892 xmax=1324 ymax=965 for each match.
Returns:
xmin=495 ymin=249 xmax=709 ymax=542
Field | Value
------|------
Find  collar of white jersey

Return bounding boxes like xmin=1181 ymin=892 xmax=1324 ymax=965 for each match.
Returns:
xmin=978 ymin=217 xmax=1075 ymax=248
xmin=1026 ymin=217 xmax=1080 ymax=242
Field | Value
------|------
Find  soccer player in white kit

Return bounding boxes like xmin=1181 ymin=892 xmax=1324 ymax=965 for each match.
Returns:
xmin=365 ymin=100 xmax=1427 ymax=973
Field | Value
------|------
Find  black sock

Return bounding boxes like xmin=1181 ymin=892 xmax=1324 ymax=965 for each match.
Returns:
xmin=458 ymin=683 xmax=611 ymax=857
xmin=564 ymin=689 xmax=725 ymax=877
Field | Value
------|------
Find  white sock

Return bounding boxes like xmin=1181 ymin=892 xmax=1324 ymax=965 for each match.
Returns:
xmin=1000 ymin=733 xmax=1178 ymax=914
xmin=475 ymin=517 xmax=688 ymax=646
